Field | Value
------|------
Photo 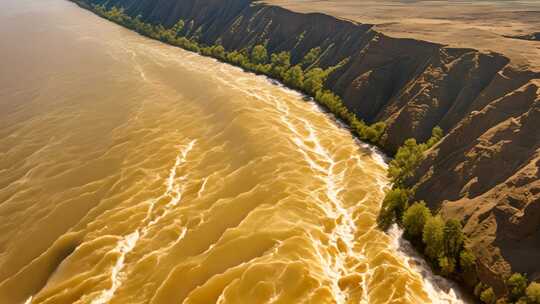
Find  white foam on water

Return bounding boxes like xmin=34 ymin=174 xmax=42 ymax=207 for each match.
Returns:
xmin=267 ymin=94 xmax=362 ymax=303
xmin=91 ymin=231 xmax=139 ymax=304
xmin=197 ymin=177 xmax=209 ymax=198
xmin=91 ymin=140 xmax=196 ymax=304
xmin=388 ymin=225 xmax=467 ymax=304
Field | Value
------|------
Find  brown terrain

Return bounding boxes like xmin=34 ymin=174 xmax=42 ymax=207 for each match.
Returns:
xmin=82 ymin=0 xmax=539 ymax=293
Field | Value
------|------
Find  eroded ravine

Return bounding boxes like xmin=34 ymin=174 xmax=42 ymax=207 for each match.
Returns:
xmin=1 ymin=0 xmax=466 ymax=303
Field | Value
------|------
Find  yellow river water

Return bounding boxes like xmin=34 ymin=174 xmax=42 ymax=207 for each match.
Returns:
xmin=0 ymin=1 xmax=467 ymax=303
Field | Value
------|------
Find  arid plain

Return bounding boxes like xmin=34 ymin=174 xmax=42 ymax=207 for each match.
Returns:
xmin=263 ymin=0 xmax=540 ymax=70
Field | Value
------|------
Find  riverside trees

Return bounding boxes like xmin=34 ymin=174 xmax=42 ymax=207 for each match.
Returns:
xmin=87 ymin=4 xmax=388 ymax=147
xmin=378 ymin=126 xmax=539 ymax=304
xmin=527 ymin=282 xmax=540 ymax=303
xmin=402 ymin=201 xmax=431 ymax=240
xmin=377 ymin=128 xmax=478 ymax=282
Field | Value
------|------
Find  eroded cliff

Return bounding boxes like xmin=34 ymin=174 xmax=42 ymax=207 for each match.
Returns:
xmin=80 ymin=0 xmax=540 ymax=291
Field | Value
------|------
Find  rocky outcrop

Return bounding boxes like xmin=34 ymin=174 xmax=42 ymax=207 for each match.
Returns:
xmin=80 ymin=0 xmax=540 ymax=290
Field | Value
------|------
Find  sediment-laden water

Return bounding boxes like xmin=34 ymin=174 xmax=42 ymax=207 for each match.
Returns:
xmin=0 ymin=1 xmax=466 ymax=303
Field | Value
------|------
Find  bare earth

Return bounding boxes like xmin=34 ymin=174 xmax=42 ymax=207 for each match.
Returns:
xmin=262 ymin=0 xmax=540 ymax=71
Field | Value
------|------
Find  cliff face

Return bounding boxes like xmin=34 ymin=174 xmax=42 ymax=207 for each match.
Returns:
xmin=82 ymin=0 xmax=540 ymax=288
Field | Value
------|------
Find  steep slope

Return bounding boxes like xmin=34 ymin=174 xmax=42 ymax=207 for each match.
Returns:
xmin=408 ymin=79 xmax=540 ymax=289
xmin=78 ymin=0 xmax=539 ymax=291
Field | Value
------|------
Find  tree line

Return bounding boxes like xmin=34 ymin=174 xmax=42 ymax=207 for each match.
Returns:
xmin=89 ymin=4 xmax=386 ymax=146
xmin=377 ymin=128 xmax=539 ymax=304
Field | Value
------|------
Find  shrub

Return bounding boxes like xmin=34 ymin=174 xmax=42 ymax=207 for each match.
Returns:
xmin=402 ymin=201 xmax=431 ymax=240
xmin=439 ymin=256 xmax=456 ymax=276
xmin=475 ymin=282 xmax=488 ymax=297
xmin=423 ymin=215 xmax=445 ymax=260
xmin=507 ymin=273 xmax=528 ymax=301
xmin=459 ymin=249 xmax=476 ymax=271
xmin=526 ymin=282 xmax=540 ymax=303
xmin=480 ymin=287 xmax=496 ymax=304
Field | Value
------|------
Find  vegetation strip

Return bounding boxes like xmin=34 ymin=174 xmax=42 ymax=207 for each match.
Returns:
xmin=378 ymin=130 xmax=540 ymax=304
xmin=72 ymin=2 xmax=540 ymax=303
xmin=86 ymin=4 xmax=387 ymax=147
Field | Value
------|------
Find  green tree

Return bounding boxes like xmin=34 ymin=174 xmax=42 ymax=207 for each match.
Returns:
xmin=131 ymin=14 xmax=144 ymax=32
xmin=270 ymin=51 xmax=291 ymax=79
xmin=402 ymin=201 xmax=431 ymax=240
xmin=302 ymin=47 xmax=321 ymax=68
xmin=251 ymin=45 xmax=268 ymax=64
xmin=284 ymin=65 xmax=304 ymax=89
xmin=363 ymin=122 xmax=386 ymax=144
xmin=226 ymin=51 xmax=248 ymax=66
xmin=154 ymin=24 xmax=175 ymax=43
xmin=480 ymin=287 xmax=496 ymax=304
xmin=426 ymin=126 xmax=444 ymax=148
xmin=212 ymin=45 xmax=226 ymax=60
xmin=325 ymin=57 xmax=350 ymax=76
xmin=526 ymin=282 xmax=540 ymax=303
xmin=350 ymin=118 xmax=368 ymax=139
xmin=377 ymin=188 xmax=409 ymax=230
xmin=171 ymin=19 xmax=185 ymax=36
xmin=303 ymin=67 xmax=326 ymax=95
xmin=459 ymin=249 xmax=476 ymax=271
xmin=507 ymin=273 xmax=528 ymax=302
xmin=315 ymin=90 xmax=350 ymax=122
xmin=107 ymin=6 xmax=127 ymax=24
xmin=388 ymin=138 xmax=425 ymax=186
xmin=443 ymin=219 xmax=465 ymax=259
xmin=423 ymin=215 xmax=445 ymax=260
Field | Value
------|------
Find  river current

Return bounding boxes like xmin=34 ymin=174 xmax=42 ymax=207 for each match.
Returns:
xmin=0 ymin=1 xmax=466 ymax=303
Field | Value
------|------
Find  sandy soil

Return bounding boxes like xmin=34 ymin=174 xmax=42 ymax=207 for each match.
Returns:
xmin=261 ymin=0 xmax=540 ymax=71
